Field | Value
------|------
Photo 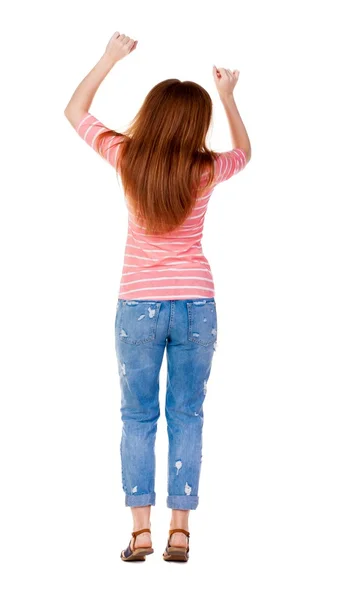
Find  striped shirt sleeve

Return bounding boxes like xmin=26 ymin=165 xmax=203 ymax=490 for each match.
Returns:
xmin=75 ymin=112 xmax=124 ymax=171
xmin=213 ymin=148 xmax=248 ymax=185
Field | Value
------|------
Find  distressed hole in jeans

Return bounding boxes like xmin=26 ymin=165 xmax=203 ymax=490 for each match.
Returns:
xmin=184 ymin=482 xmax=192 ymax=495
xmin=175 ymin=460 xmax=182 ymax=475
xmin=120 ymin=362 xmax=126 ymax=376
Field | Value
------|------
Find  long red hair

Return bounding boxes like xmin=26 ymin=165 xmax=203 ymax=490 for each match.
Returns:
xmin=94 ymin=79 xmax=220 ymax=235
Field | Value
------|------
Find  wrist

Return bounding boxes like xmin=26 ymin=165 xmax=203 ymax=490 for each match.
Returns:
xmin=101 ymin=52 xmax=118 ymax=68
xmin=220 ymin=93 xmax=235 ymax=104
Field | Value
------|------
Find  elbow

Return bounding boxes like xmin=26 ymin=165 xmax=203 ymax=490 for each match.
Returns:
xmin=236 ymin=146 xmax=251 ymax=163
xmin=244 ymin=147 xmax=252 ymax=163
xmin=64 ymin=105 xmax=78 ymax=127
xmin=64 ymin=104 xmax=72 ymax=117
xmin=64 ymin=101 xmax=76 ymax=118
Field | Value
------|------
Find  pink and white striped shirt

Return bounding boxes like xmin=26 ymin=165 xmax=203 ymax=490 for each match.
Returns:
xmin=75 ymin=112 xmax=248 ymax=300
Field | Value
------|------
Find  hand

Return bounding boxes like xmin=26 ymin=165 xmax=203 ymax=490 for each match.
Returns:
xmin=105 ymin=31 xmax=138 ymax=63
xmin=213 ymin=66 xmax=240 ymax=98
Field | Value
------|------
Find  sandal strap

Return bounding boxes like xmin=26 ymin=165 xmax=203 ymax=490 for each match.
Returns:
xmin=169 ymin=528 xmax=190 ymax=538
xmin=131 ymin=528 xmax=151 ymax=538
xmin=167 ymin=528 xmax=190 ymax=554
xmin=130 ymin=528 xmax=151 ymax=552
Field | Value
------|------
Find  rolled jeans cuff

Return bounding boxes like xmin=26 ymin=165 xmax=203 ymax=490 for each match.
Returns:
xmin=167 ymin=494 xmax=199 ymax=510
xmin=125 ymin=492 xmax=156 ymax=507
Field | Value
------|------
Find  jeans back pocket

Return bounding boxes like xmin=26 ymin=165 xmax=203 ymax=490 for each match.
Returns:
xmin=187 ymin=300 xmax=217 ymax=346
xmin=118 ymin=300 xmax=161 ymax=345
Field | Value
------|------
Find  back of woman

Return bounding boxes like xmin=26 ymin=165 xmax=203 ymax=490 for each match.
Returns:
xmin=65 ymin=30 xmax=251 ymax=562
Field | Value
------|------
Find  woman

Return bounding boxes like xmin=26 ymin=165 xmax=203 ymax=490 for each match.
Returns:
xmin=64 ymin=31 xmax=251 ymax=562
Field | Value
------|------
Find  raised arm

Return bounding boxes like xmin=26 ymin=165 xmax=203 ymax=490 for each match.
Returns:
xmin=213 ymin=66 xmax=251 ymax=162
xmin=64 ymin=53 xmax=117 ymax=129
xmin=64 ymin=31 xmax=137 ymax=129
xmin=221 ymin=94 xmax=251 ymax=162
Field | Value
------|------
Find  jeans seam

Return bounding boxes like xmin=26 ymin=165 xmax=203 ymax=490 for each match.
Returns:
xmin=166 ymin=300 xmax=175 ymax=338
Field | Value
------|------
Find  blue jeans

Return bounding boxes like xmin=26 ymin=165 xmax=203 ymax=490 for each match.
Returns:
xmin=114 ymin=297 xmax=218 ymax=510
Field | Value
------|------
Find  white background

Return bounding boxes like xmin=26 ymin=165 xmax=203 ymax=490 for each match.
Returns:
xmin=1 ymin=0 xmax=339 ymax=598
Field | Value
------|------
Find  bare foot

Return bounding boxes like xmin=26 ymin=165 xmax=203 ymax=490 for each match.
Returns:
xmin=132 ymin=531 xmax=152 ymax=550
xmin=169 ymin=532 xmax=188 ymax=548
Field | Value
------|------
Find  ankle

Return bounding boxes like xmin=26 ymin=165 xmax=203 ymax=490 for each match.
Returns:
xmin=133 ymin=522 xmax=151 ymax=532
xmin=169 ymin=525 xmax=189 ymax=532
xmin=169 ymin=509 xmax=189 ymax=532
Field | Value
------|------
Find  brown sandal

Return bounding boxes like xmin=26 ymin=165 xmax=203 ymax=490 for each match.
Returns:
xmin=163 ymin=528 xmax=190 ymax=562
xmin=121 ymin=528 xmax=154 ymax=561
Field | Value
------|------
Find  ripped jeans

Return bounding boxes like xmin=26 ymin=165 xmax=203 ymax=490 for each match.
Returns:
xmin=114 ymin=297 xmax=218 ymax=510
